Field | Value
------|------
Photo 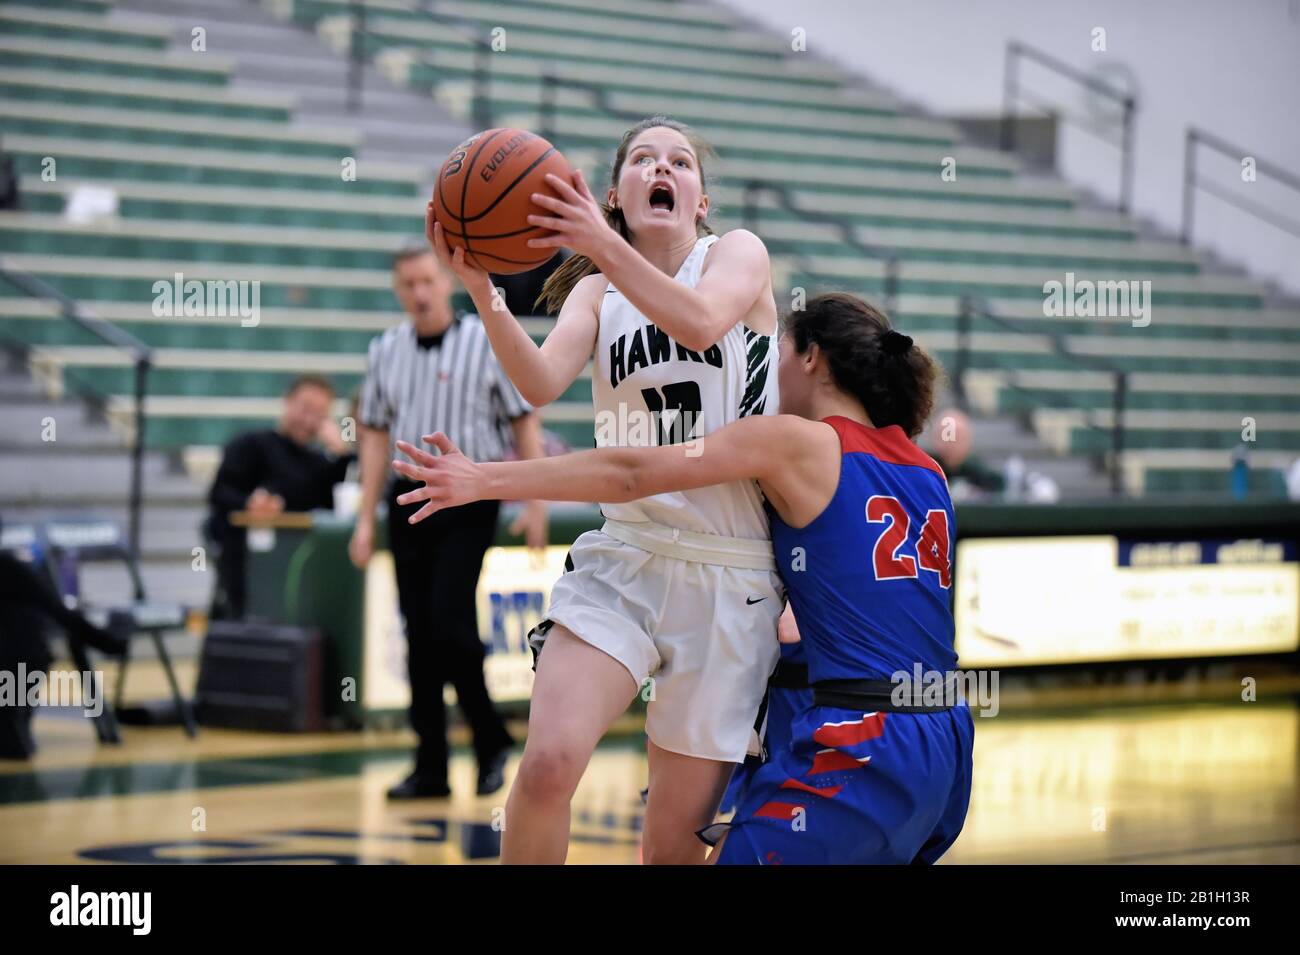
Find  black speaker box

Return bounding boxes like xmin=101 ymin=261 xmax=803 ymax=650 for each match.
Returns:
xmin=196 ymin=621 xmax=325 ymax=733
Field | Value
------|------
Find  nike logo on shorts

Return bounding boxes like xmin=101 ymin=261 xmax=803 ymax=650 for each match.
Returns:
xmin=746 ymin=596 xmax=767 ymax=605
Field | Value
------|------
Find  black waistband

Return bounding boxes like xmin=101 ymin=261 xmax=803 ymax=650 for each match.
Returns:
xmin=811 ymin=677 xmax=957 ymax=713
xmin=768 ymin=660 xmax=809 ymax=689
xmin=768 ymin=663 xmax=958 ymax=713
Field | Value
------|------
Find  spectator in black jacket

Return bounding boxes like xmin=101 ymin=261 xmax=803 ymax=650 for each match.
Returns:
xmin=207 ymin=374 xmax=355 ymax=619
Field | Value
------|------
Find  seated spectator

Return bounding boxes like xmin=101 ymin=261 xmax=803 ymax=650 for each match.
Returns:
xmin=928 ymin=408 xmax=1063 ymax=502
xmin=206 ymin=375 xmax=355 ymax=620
xmin=0 ymin=515 xmax=126 ymax=759
xmin=926 ymin=407 xmax=1006 ymax=500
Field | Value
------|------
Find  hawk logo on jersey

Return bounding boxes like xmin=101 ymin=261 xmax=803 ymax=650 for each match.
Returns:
xmin=608 ymin=322 xmax=723 ymax=389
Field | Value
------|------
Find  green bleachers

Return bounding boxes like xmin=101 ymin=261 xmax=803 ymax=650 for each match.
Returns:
xmin=0 ymin=216 xmax=402 ymax=271
xmin=0 ymin=35 xmax=229 ymax=84
xmin=395 ymin=48 xmax=893 ymax=117
xmin=0 ymin=101 xmax=357 ymax=157
xmin=1 ymin=0 xmax=1295 ymax=494
xmin=432 ymin=77 xmax=947 ymax=149
xmin=0 ymin=69 xmax=296 ymax=122
xmin=1035 ymin=410 xmax=1300 ymax=453
xmin=22 ymin=0 xmax=109 ymax=12
xmin=1 ymin=137 xmax=423 ymax=196
xmin=0 ymin=5 xmax=167 ymax=49
xmin=1 ymin=210 xmax=1206 ymax=277
xmin=308 ymin=2 xmax=842 ymax=87
xmin=1125 ymin=451 xmax=1295 ymax=495
xmin=20 ymin=180 xmax=420 ymax=232
xmin=6 ymin=254 xmax=398 ymax=310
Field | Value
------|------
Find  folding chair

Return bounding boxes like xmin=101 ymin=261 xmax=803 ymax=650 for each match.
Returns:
xmin=40 ymin=516 xmax=199 ymax=741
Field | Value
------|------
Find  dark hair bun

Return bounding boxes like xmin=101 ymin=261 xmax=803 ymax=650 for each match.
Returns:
xmin=881 ymin=330 xmax=913 ymax=355
xmin=783 ymin=293 xmax=937 ymax=438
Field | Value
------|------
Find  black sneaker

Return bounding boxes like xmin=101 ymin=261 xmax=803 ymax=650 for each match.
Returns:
xmin=386 ymin=772 xmax=451 ymax=800
xmin=476 ymin=747 xmax=510 ymax=796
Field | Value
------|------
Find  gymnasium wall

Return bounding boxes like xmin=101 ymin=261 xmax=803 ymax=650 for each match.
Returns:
xmin=722 ymin=0 xmax=1300 ymax=295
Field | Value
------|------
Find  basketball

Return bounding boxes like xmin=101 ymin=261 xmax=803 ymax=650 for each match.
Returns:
xmin=432 ymin=128 xmax=573 ymax=274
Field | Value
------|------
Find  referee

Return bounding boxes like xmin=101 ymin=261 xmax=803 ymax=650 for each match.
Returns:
xmin=350 ymin=244 xmax=547 ymax=801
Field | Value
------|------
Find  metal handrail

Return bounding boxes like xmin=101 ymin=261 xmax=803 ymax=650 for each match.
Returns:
xmin=1181 ymin=126 xmax=1300 ymax=244
xmin=347 ymin=0 xmax=496 ymax=131
xmin=957 ymin=294 xmax=1127 ymax=495
xmin=334 ymin=0 xmax=907 ymax=312
xmin=0 ymin=262 xmax=152 ymax=574
xmin=344 ymin=0 xmax=1126 ymax=489
xmin=740 ymin=179 xmax=902 ymax=314
xmin=1001 ymin=39 xmax=1137 ymax=213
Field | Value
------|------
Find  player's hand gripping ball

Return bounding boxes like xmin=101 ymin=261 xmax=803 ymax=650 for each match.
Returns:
xmin=430 ymin=128 xmax=573 ymax=275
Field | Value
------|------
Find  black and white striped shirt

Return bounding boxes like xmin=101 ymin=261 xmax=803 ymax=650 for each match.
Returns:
xmin=358 ymin=314 xmax=532 ymax=464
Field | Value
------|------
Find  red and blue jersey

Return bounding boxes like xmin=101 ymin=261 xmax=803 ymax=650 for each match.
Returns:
xmin=713 ymin=417 xmax=970 ymax=865
xmin=767 ymin=416 xmax=957 ymax=683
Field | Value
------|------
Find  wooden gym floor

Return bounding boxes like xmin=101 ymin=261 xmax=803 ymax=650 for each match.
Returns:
xmin=1 ymin=664 xmax=1297 ymax=864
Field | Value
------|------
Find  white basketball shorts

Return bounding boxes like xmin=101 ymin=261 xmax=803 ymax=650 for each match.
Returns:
xmin=529 ymin=518 xmax=784 ymax=764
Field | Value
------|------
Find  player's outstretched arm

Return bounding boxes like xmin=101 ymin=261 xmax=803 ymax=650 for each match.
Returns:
xmin=391 ymin=415 xmax=838 ymax=527
xmin=428 ymin=205 xmax=596 ymax=407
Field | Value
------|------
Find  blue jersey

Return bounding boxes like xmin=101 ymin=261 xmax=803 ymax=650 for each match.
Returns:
xmin=714 ymin=416 xmax=972 ymax=865
xmin=768 ymin=416 xmax=956 ymax=683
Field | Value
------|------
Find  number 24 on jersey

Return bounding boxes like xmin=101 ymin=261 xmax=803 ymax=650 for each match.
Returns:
xmin=866 ymin=495 xmax=951 ymax=589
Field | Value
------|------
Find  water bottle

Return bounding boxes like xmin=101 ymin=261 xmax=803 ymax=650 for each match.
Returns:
xmin=1003 ymin=455 xmax=1026 ymax=500
xmin=1230 ymin=445 xmax=1249 ymax=500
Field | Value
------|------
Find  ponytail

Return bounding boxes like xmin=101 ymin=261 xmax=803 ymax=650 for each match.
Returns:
xmin=535 ymin=196 xmax=630 ymax=315
xmin=785 ymin=293 xmax=939 ymax=438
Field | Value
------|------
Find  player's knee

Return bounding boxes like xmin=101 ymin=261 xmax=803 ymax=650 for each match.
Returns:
xmin=641 ymin=829 xmax=706 ymax=865
xmin=513 ymin=744 xmax=583 ymax=803
xmin=641 ymin=802 xmax=711 ymax=864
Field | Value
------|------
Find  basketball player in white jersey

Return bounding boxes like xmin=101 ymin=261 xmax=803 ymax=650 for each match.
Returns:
xmin=426 ymin=117 xmax=781 ymax=864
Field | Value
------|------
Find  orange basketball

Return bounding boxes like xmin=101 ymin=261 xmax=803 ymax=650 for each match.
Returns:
xmin=432 ymin=128 xmax=573 ymax=275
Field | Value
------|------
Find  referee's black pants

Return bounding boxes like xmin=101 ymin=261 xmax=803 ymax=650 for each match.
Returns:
xmin=387 ymin=481 xmax=514 ymax=784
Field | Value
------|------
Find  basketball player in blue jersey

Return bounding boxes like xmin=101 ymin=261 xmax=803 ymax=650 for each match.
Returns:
xmin=393 ymin=291 xmax=974 ymax=864
xmin=427 ymin=116 xmax=784 ymax=864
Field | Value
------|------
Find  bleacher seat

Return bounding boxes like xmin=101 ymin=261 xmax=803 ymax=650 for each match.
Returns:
xmin=0 ymin=0 xmax=1296 ymax=496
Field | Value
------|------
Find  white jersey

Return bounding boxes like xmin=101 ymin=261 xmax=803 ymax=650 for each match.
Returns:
xmin=592 ymin=233 xmax=779 ymax=540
